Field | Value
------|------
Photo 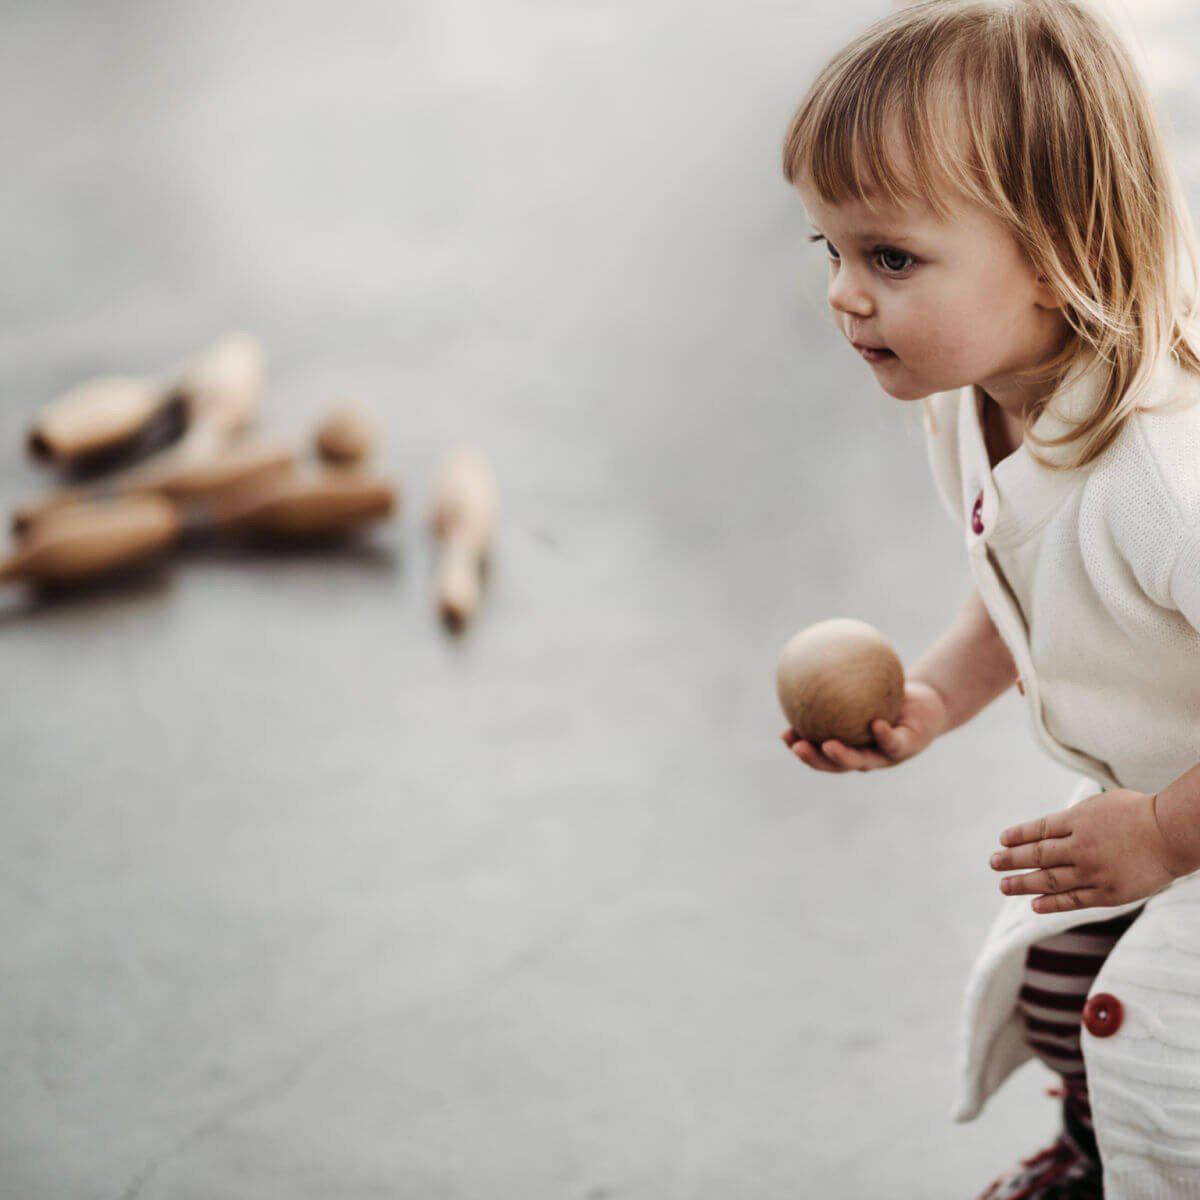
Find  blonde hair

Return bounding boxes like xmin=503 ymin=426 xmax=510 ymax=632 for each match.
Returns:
xmin=781 ymin=0 xmax=1200 ymax=471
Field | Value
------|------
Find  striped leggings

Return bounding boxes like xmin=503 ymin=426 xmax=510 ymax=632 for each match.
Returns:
xmin=1017 ymin=906 xmax=1145 ymax=1144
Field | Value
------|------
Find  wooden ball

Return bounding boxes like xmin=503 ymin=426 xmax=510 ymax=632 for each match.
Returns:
xmin=776 ymin=618 xmax=904 ymax=748
xmin=315 ymin=403 xmax=378 ymax=465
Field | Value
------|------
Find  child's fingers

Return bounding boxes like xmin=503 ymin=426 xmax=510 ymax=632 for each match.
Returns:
xmin=821 ymin=739 xmax=893 ymax=771
xmin=782 ymin=730 xmax=849 ymax=772
xmin=791 ymin=739 xmax=845 ymax=772
xmin=990 ymin=839 xmax=1074 ymax=872
xmin=1028 ymin=888 xmax=1099 ymax=914
xmin=998 ymin=865 xmax=1086 ymax=897
xmin=1000 ymin=812 xmax=1074 ymax=846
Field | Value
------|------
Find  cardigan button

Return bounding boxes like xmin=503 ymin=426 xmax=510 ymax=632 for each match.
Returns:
xmin=971 ymin=489 xmax=985 ymax=535
xmin=1083 ymin=992 xmax=1123 ymax=1038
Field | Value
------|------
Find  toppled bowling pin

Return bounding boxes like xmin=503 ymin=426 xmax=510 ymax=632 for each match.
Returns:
xmin=0 ymin=496 xmax=181 ymax=586
xmin=210 ymin=469 xmax=397 ymax=537
xmin=26 ymin=330 xmax=264 ymax=467
xmin=27 ymin=377 xmax=179 ymax=466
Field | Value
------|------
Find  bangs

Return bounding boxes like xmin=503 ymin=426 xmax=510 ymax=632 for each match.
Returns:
xmin=782 ymin=8 xmax=996 ymax=224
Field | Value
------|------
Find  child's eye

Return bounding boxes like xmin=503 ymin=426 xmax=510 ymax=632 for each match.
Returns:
xmin=876 ymin=247 xmax=913 ymax=274
xmin=807 ymin=234 xmax=913 ymax=276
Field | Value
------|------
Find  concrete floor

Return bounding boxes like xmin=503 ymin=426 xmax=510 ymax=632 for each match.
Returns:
xmin=1 ymin=2 xmax=1198 ymax=1197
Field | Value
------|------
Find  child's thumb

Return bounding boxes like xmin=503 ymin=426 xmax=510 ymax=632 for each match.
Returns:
xmin=874 ymin=718 xmax=909 ymax=758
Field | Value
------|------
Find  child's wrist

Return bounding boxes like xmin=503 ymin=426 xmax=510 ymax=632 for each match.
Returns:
xmin=1151 ymin=769 xmax=1200 ymax=877
xmin=906 ymin=674 xmax=952 ymax=738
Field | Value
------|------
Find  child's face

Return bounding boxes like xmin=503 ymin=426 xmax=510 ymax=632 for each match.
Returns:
xmin=793 ymin=166 xmax=1070 ymax=412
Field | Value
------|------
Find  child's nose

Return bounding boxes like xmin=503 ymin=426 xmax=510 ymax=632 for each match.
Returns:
xmin=828 ymin=275 xmax=872 ymax=318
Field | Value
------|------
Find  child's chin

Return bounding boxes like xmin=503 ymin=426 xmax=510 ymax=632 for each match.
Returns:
xmin=874 ymin=370 xmax=938 ymax=403
xmin=876 ymin=378 xmax=925 ymax=401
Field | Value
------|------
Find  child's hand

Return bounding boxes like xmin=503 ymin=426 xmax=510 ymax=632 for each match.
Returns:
xmin=779 ymin=679 xmax=948 ymax=772
xmin=990 ymin=788 xmax=1185 ymax=913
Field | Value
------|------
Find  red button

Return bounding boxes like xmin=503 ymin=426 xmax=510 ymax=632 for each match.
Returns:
xmin=971 ymin=490 xmax=984 ymax=534
xmin=1083 ymin=992 xmax=1123 ymax=1038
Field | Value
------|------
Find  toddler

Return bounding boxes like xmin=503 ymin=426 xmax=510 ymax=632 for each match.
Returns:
xmin=777 ymin=2 xmax=1200 ymax=1196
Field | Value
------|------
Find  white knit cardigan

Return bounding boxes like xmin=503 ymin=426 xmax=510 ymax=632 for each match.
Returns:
xmin=922 ymin=348 xmax=1200 ymax=1199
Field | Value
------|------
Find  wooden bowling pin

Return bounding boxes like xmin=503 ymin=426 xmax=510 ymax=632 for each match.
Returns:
xmin=26 ymin=331 xmax=265 ymax=467
xmin=430 ymin=447 xmax=498 ymax=629
xmin=171 ymin=330 xmax=264 ymax=437
xmin=208 ymin=470 xmax=397 ymax=536
xmin=0 ymin=496 xmax=181 ymax=586
xmin=27 ymin=377 xmax=178 ymax=465
xmin=314 ymin=402 xmax=378 ymax=467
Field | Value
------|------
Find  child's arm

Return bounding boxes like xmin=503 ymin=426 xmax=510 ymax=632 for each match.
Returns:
xmin=907 ymin=584 xmax=1019 ymax=736
xmin=783 ymin=585 xmax=1018 ymax=772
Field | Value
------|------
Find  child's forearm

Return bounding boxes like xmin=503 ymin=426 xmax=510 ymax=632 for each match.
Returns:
xmin=908 ymin=586 xmax=1018 ymax=736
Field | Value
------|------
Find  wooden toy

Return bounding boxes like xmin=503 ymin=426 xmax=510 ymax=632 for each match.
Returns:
xmin=776 ymin=617 xmax=904 ymax=748
xmin=314 ymin=403 xmax=377 ymax=466
xmin=430 ymin=446 xmax=497 ymax=629
xmin=27 ymin=377 xmax=179 ymax=466
xmin=170 ymin=330 xmax=263 ymax=438
xmin=0 ymin=496 xmax=181 ymax=586
xmin=25 ymin=330 xmax=264 ymax=467
xmin=209 ymin=470 xmax=397 ymax=536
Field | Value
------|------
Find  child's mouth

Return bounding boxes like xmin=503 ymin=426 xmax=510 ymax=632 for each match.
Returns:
xmin=856 ymin=345 xmax=896 ymax=363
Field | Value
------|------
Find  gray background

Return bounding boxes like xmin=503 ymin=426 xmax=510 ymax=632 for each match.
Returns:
xmin=1 ymin=2 xmax=1195 ymax=1197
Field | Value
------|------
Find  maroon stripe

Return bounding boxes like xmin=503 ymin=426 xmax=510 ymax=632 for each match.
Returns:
xmin=1027 ymin=947 xmax=1111 ymax=975
xmin=1020 ymin=985 xmax=1088 ymax=1011
xmin=1070 ymin=911 xmax=1142 ymax=936
xmin=1027 ymin=1034 xmax=1085 ymax=1060
xmin=1024 ymin=1030 xmax=1081 ymax=1053
xmin=1023 ymin=1014 xmax=1082 ymax=1037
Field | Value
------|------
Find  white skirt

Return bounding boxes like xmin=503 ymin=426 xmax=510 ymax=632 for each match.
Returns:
xmin=954 ymin=774 xmax=1200 ymax=1199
